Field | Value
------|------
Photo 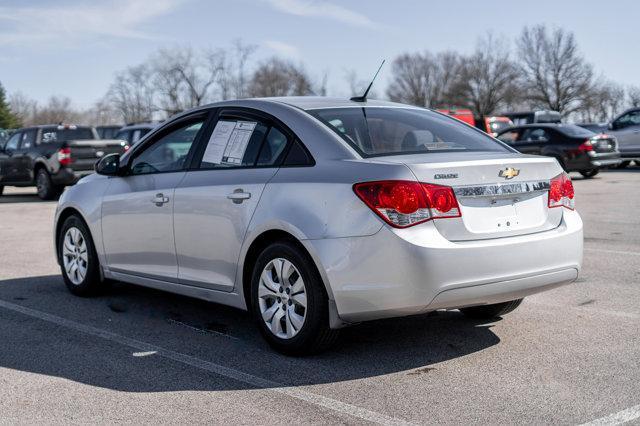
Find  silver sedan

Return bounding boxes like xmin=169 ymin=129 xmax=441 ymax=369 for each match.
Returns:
xmin=54 ymin=97 xmax=583 ymax=355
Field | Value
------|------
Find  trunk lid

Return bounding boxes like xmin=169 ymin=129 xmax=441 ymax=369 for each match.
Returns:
xmin=376 ymin=152 xmax=564 ymax=241
xmin=66 ymin=139 xmax=127 ymax=171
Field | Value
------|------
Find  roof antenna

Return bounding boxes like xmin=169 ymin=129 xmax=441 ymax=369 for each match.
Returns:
xmin=350 ymin=60 xmax=385 ymax=103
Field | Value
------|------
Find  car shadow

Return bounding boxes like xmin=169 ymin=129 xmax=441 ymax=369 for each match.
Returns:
xmin=0 ymin=191 xmax=59 ymax=204
xmin=0 ymin=274 xmax=501 ymax=393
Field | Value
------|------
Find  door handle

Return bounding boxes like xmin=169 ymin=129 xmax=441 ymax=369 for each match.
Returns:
xmin=227 ymin=189 xmax=251 ymax=204
xmin=151 ymin=193 xmax=170 ymax=206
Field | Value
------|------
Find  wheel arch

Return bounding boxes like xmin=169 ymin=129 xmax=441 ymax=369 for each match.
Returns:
xmin=239 ymin=228 xmax=340 ymax=323
xmin=55 ymin=206 xmax=90 ymax=265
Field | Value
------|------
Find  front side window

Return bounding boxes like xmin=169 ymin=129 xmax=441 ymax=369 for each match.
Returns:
xmin=309 ymin=107 xmax=511 ymax=157
xmin=498 ymin=130 xmax=521 ymax=144
xmin=522 ymin=128 xmax=549 ymax=142
xmin=615 ymin=111 xmax=640 ymax=129
xmin=130 ymin=120 xmax=203 ymax=175
xmin=5 ymin=132 xmax=21 ymax=151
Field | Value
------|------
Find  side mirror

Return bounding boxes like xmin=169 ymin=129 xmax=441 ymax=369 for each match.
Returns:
xmin=95 ymin=153 xmax=121 ymax=176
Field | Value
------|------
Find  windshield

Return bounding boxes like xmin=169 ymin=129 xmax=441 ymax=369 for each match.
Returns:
xmin=41 ymin=126 xmax=95 ymax=143
xmin=308 ymin=107 xmax=511 ymax=157
xmin=558 ymin=124 xmax=596 ymax=137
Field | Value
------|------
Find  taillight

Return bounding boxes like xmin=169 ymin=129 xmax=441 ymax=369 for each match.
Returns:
xmin=548 ymin=173 xmax=574 ymax=210
xmin=353 ymin=180 xmax=461 ymax=228
xmin=57 ymin=147 xmax=72 ymax=166
xmin=578 ymin=140 xmax=594 ymax=152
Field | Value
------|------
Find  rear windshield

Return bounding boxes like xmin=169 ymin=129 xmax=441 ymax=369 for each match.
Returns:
xmin=308 ymin=107 xmax=511 ymax=157
xmin=41 ymin=126 xmax=95 ymax=143
xmin=557 ymin=124 xmax=595 ymax=137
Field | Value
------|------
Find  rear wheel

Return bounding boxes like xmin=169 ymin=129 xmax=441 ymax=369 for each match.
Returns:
xmin=250 ymin=241 xmax=339 ymax=355
xmin=579 ymin=169 xmax=599 ymax=178
xmin=0 ymin=185 xmax=4 ymax=196
xmin=460 ymin=299 xmax=523 ymax=319
xmin=36 ymin=168 xmax=61 ymax=200
xmin=58 ymin=214 xmax=106 ymax=296
xmin=617 ymin=161 xmax=631 ymax=169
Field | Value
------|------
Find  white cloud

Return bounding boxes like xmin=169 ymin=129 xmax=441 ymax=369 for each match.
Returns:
xmin=0 ymin=0 xmax=184 ymax=47
xmin=262 ymin=0 xmax=376 ymax=28
xmin=263 ymin=40 xmax=300 ymax=58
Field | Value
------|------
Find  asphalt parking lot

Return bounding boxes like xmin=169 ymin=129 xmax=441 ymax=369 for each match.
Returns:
xmin=0 ymin=170 xmax=638 ymax=425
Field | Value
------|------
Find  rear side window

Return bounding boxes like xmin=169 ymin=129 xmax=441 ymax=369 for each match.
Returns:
xmin=257 ymin=127 xmax=289 ymax=166
xmin=308 ymin=107 xmax=511 ymax=157
xmin=200 ymin=119 xmax=268 ymax=169
xmin=41 ymin=126 xmax=94 ymax=143
xmin=283 ymin=139 xmax=314 ymax=166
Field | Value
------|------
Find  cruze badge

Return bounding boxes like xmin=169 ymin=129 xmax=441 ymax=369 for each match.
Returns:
xmin=499 ymin=167 xmax=520 ymax=180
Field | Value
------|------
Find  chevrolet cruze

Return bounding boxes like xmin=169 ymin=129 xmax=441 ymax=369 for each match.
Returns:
xmin=54 ymin=97 xmax=583 ymax=354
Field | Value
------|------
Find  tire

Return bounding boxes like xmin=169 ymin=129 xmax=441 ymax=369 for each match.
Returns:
xmin=0 ymin=185 xmax=4 ymax=196
xmin=579 ymin=169 xmax=599 ymax=178
xmin=250 ymin=241 xmax=339 ymax=355
xmin=57 ymin=214 xmax=106 ymax=297
xmin=617 ymin=161 xmax=631 ymax=169
xmin=36 ymin=168 xmax=61 ymax=200
xmin=460 ymin=299 xmax=523 ymax=320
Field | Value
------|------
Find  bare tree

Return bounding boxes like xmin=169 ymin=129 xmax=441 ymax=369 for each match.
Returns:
xmin=9 ymin=91 xmax=38 ymax=126
xmin=30 ymin=96 xmax=79 ymax=124
xmin=152 ymin=47 xmax=226 ymax=115
xmin=448 ymin=34 xmax=520 ymax=117
xmin=576 ymin=80 xmax=625 ymax=122
xmin=386 ymin=51 xmax=461 ymax=108
xmin=216 ymin=39 xmax=257 ymax=100
xmin=107 ymin=64 xmax=156 ymax=123
xmin=248 ymin=57 xmax=313 ymax=97
xmin=516 ymin=25 xmax=594 ymax=116
xmin=627 ymin=86 xmax=640 ymax=108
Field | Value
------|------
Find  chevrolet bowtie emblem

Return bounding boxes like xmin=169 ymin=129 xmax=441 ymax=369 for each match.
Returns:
xmin=499 ymin=167 xmax=520 ymax=179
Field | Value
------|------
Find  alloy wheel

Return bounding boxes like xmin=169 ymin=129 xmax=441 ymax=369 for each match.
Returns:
xmin=62 ymin=227 xmax=89 ymax=285
xmin=257 ymin=258 xmax=307 ymax=339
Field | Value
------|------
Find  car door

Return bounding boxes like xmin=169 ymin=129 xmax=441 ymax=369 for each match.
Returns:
xmin=15 ymin=129 xmax=37 ymax=182
xmin=173 ymin=109 xmax=291 ymax=291
xmin=0 ymin=132 xmax=23 ymax=184
xmin=101 ymin=112 xmax=210 ymax=281
xmin=610 ymin=111 xmax=640 ymax=154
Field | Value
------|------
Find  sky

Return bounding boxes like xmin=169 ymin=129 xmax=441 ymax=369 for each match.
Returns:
xmin=1 ymin=0 xmax=639 ymax=109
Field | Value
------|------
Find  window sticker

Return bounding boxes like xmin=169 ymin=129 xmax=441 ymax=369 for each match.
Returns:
xmin=202 ymin=120 xmax=257 ymax=165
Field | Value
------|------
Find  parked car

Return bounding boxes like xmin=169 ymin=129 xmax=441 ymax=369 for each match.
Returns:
xmin=436 ymin=108 xmax=475 ymax=126
xmin=503 ymin=110 xmax=562 ymax=125
xmin=496 ymin=123 xmax=620 ymax=177
xmin=96 ymin=125 xmax=122 ymax=140
xmin=114 ymin=122 xmax=158 ymax=147
xmin=605 ymin=108 xmax=640 ymax=167
xmin=576 ymin=122 xmax=608 ymax=134
xmin=54 ymin=98 xmax=583 ymax=355
xmin=0 ymin=124 xmax=128 ymax=199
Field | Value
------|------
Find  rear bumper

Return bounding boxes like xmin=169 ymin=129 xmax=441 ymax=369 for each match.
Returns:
xmin=306 ymin=210 xmax=583 ymax=324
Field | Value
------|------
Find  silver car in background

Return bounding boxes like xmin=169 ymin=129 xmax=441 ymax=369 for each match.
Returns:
xmin=54 ymin=97 xmax=583 ymax=355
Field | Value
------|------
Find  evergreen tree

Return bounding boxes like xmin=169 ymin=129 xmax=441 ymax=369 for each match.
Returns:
xmin=0 ymin=82 xmax=20 ymax=129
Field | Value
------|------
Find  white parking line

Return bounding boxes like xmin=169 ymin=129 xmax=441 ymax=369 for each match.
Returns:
xmin=581 ymin=404 xmax=640 ymax=425
xmin=584 ymin=248 xmax=640 ymax=257
xmin=0 ymin=299 xmax=412 ymax=426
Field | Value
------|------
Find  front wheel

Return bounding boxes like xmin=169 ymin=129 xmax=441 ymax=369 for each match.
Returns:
xmin=250 ymin=241 xmax=339 ymax=355
xmin=579 ymin=169 xmax=599 ymax=178
xmin=0 ymin=185 xmax=4 ymax=196
xmin=460 ymin=299 xmax=523 ymax=319
xmin=617 ymin=161 xmax=631 ymax=169
xmin=58 ymin=215 xmax=106 ymax=296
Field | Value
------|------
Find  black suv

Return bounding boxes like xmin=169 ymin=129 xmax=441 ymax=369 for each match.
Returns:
xmin=496 ymin=124 xmax=621 ymax=178
xmin=0 ymin=124 xmax=128 ymax=199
